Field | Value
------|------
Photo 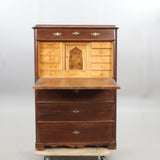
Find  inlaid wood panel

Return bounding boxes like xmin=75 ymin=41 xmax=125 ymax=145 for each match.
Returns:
xmin=91 ymin=64 xmax=112 ymax=70
xmin=38 ymin=42 xmax=113 ymax=78
xmin=91 ymin=56 xmax=111 ymax=63
xmin=91 ymin=49 xmax=111 ymax=56
xmin=40 ymin=49 xmax=60 ymax=56
xmin=38 ymin=42 xmax=63 ymax=78
xmin=91 ymin=42 xmax=113 ymax=77
xmin=40 ymin=42 xmax=61 ymax=48
xmin=91 ymin=42 xmax=112 ymax=48
xmin=40 ymin=55 xmax=60 ymax=64
xmin=69 ymin=48 xmax=83 ymax=70
xmin=39 ymin=64 xmax=61 ymax=71
xmin=65 ymin=43 xmax=88 ymax=71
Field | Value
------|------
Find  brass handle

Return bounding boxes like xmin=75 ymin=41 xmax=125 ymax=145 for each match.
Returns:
xmin=73 ymin=130 xmax=80 ymax=135
xmin=72 ymin=31 xmax=80 ymax=36
xmin=91 ymin=32 xmax=100 ymax=37
xmin=53 ymin=32 xmax=62 ymax=37
xmin=72 ymin=109 xmax=80 ymax=114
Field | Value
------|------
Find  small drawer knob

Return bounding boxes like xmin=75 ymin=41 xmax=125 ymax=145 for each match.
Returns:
xmin=53 ymin=32 xmax=62 ymax=37
xmin=91 ymin=32 xmax=100 ymax=37
xmin=73 ymin=130 xmax=80 ymax=135
xmin=72 ymin=109 xmax=80 ymax=114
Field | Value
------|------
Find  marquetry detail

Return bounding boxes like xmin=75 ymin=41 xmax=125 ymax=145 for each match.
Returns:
xmin=69 ymin=47 xmax=83 ymax=70
xmin=38 ymin=42 xmax=113 ymax=78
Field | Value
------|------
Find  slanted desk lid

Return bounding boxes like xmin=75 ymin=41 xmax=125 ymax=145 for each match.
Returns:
xmin=33 ymin=78 xmax=120 ymax=90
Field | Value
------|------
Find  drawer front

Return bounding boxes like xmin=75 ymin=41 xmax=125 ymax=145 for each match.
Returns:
xmin=37 ymin=103 xmax=115 ymax=121
xmin=40 ymin=42 xmax=61 ymax=48
xmin=37 ymin=29 xmax=114 ymax=41
xmin=37 ymin=122 xmax=114 ymax=143
xmin=37 ymin=90 xmax=115 ymax=103
xmin=40 ymin=55 xmax=60 ymax=64
xmin=91 ymin=42 xmax=112 ymax=48
xmin=39 ymin=63 xmax=61 ymax=71
xmin=40 ymin=48 xmax=61 ymax=56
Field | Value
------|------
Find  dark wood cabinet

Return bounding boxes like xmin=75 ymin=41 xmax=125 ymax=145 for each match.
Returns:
xmin=33 ymin=25 xmax=120 ymax=151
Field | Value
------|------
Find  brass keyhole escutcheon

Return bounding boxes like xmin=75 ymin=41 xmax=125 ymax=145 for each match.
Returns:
xmin=91 ymin=32 xmax=100 ymax=37
xmin=72 ymin=109 xmax=80 ymax=114
xmin=73 ymin=130 xmax=80 ymax=135
xmin=72 ymin=31 xmax=80 ymax=36
xmin=53 ymin=32 xmax=62 ymax=37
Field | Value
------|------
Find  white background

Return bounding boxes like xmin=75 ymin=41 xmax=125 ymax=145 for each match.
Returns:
xmin=0 ymin=0 xmax=160 ymax=160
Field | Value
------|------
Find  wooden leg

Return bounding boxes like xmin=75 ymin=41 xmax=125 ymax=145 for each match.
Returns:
xmin=36 ymin=143 xmax=45 ymax=151
xmin=108 ymin=142 xmax=116 ymax=150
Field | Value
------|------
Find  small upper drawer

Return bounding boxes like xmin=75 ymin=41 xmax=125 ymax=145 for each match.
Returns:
xmin=37 ymin=29 xmax=114 ymax=41
xmin=91 ymin=42 xmax=112 ymax=48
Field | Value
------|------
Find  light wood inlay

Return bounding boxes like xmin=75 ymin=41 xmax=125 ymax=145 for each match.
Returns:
xmin=91 ymin=42 xmax=112 ymax=48
xmin=69 ymin=47 xmax=83 ymax=70
xmin=38 ymin=42 xmax=113 ymax=78
xmin=40 ymin=42 xmax=61 ymax=48
xmin=91 ymin=49 xmax=111 ymax=56
xmin=40 ymin=48 xmax=60 ymax=56
xmin=39 ymin=64 xmax=61 ymax=71
xmin=91 ymin=56 xmax=111 ymax=63
xmin=91 ymin=64 xmax=112 ymax=70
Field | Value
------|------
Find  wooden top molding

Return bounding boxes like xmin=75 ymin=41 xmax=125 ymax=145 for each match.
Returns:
xmin=33 ymin=78 xmax=120 ymax=90
xmin=33 ymin=25 xmax=119 ymax=29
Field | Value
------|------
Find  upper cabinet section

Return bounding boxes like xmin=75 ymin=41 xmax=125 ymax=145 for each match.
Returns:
xmin=33 ymin=25 xmax=118 ymax=82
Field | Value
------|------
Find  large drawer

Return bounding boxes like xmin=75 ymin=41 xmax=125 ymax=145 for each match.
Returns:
xmin=37 ymin=122 xmax=114 ymax=143
xmin=37 ymin=90 xmax=115 ymax=103
xmin=37 ymin=29 xmax=114 ymax=41
xmin=37 ymin=102 xmax=115 ymax=121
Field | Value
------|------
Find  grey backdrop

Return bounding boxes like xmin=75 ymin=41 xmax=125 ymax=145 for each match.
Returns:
xmin=0 ymin=0 xmax=160 ymax=160
xmin=0 ymin=0 xmax=160 ymax=98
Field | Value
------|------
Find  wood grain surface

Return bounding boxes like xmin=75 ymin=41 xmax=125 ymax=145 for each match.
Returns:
xmin=33 ymin=78 xmax=120 ymax=90
xmin=38 ymin=42 xmax=113 ymax=78
xmin=37 ymin=102 xmax=116 ymax=121
xmin=37 ymin=122 xmax=114 ymax=143
xmin=36 ymin=90 xmax=115 ymax=103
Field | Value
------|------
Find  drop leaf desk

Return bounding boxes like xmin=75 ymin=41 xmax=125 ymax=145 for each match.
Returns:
xmin=33 ymin=25 xmax=120 ymax=155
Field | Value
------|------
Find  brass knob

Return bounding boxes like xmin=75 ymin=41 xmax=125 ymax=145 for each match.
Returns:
xmin=91 ymin=32 xmax=100 ymax=37
xmin=53 ymin=32 xmax=62 ymax=37
xmin=72 ymin=109 xmax=80 ymax=114
xmin=72 ymin=31 xmax=80 ymax=36
xmin=73 ymin=130 xmax=80 ymax=135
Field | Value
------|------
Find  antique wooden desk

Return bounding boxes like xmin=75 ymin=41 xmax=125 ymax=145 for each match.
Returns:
xmin=33 ymin=25 xmax=120 ymax=151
